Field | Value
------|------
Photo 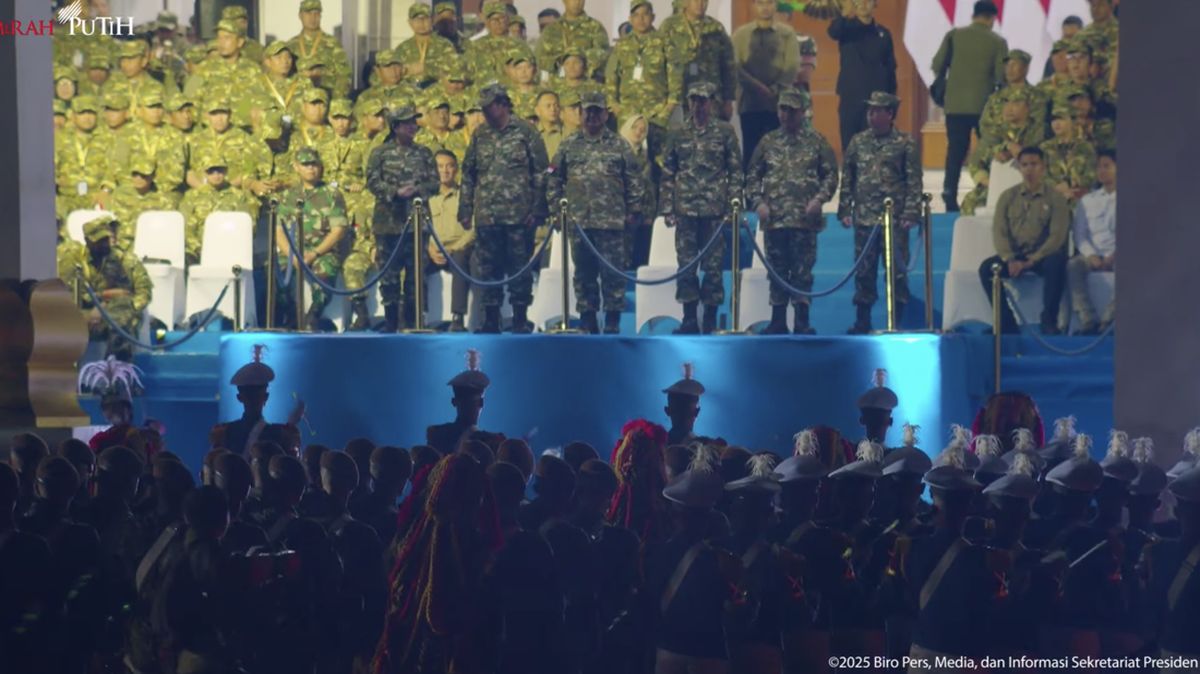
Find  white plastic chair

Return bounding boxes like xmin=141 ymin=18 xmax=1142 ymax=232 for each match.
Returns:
xmin=636 ymin=217 xmax=681 ymax=332
xmin=186 ymin=211 xmax=256 ymax=328
xmin=982 ymin=161 xmax=1022 ymax=215
xmin=66 ymin=209 xmax=114 ymax=243
xmin=948 ymin=216 xmax=997 ymax=271
xmin=943 ymin=215 xmax=999 ymax=330
xmin=134 ymin=211 xmax=187 ymax=329
xmin=529 ymin=228 xmax=577 ymax=331
xmin=738 ymin=228 xmax=773 ymax=330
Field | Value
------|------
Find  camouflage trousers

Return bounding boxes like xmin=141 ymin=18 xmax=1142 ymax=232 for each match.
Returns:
xmin=675 ymin=216 xmax=726 ymax=306
xmin=570 ymin=228 xmax=627 ymax=313
xmin=764 ymin=227 xmax=818 ymax=307
xmin=343 ymin=233 xmax=376 ymax=299
xmin=854 ymin=224 xmax=910 ymax=307
xmin=473 ymin=225 xmax=534 ymax=308
xmin=375 ymin=232 xmax=425 ymax=308
xmin=278 ymin=252 xmax=342 ymax=315
xmin=88 ymin=296 xmax=141 ymax=360
xmin=960 ymin=183 xmax=988 ymax=216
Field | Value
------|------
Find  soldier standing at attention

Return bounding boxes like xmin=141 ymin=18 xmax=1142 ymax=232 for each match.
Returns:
xmin=221 ymin=5 xmax=263 ymax=63
xmin=536 ymin=0 xmax=610 ymax=82
xmin=288 ymin=0 xmax=353 ymax=101
xmin=426 ymin=151 xmax=474 ymax=333
xmin=661 ymin=0 xmax=737 ymax=121
xmin=606 ymin=0 xmax=673 ymax=161
xmin=660 ymin=81 xmax=742 ymax=335
xmin=427 ymin=349 xmax=494 ymax=456
xmin=275 ymin=147 xmax=349 ymax=331
xmin=838 ymin=91 xmax=922 ymax=334
xmin=366 ymin=105 xmax=440 ymax=333
xmin=547 ymin=91 xmax=644 ymax=335
xmin=747 ymin=87 xmax=838 ymax=335
xmin=184 ymin=19 xmax=263 ymax=102
xmin=458 ymin=83 xmax=549 ymax=334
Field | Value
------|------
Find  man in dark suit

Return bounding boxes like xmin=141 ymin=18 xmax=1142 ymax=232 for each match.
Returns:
xmin=827 ymin=0 xmax=898 ymax=153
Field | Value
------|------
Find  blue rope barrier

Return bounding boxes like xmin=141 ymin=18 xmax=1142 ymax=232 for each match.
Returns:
xmin=569 ymin=214 xmax=732 ymax=285
xmin=1001 ymin=282 xmax=1114 ymax=355
xmin=278 ymin=216 xmax=411 ymax=296
xmin=742 ymin=222 xmax=882 ymax=299
xmin=83 ymin=281 xmax=229 ymax=351
xmin=424 ymin=210 xmax=555 ymax=288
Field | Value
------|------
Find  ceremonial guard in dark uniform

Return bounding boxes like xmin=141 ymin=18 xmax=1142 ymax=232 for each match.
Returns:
xmin=427 ymin=348 xmax=505 ymax=455
xmin=1140 ymin=466 xmax=1200 ymax=665
xmin=210 ymin=344 xmax=303 ymax=456
xmin=858 ymin=368 xmax=898 ymax=446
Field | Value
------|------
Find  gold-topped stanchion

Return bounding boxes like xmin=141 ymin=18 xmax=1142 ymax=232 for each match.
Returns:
xmin=717 ymin=197 xmax=745 ymax=335
xmin=232 ymin=265 xmax=243 ymax=332
xmin=550 ymin=198 xmax=582 ymax=334
xmin=292 ymin=200 xmax=307 ymax=332
xmin=991 ymin=262 xmax=1003 ymax=393
xmin=403 ymin=198 xmax=434 ymax=334
xmin=882 ymin=197 xmax=897 ymax=332
xmin=922 ymin=193 xmax=936 ymax=332
xmin=265 ymin=202 xmax=278 ymax=330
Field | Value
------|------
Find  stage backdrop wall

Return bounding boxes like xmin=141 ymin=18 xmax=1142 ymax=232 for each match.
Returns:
xmin=1115 ymin=1 xmax=1200 ymax=463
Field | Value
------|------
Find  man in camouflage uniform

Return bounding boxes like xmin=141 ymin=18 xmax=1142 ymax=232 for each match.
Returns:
xmin=275 ymin=147 xmax=350 ymax=331
xmin=178 ymin=152 xmax=261 ymax=265
xmin=1040 ymin=105 xmax=1097 ymax=205
xmin=458 ymin=83 xmax=549 ymax=334
xmin=547 ymin=91 xmax=644 ymax=335
xmin=221 ymin=5 xmax=264 ymax=64
xmin=467 ymin=2 xmax=533 ymax=84
xmin=980 ymin=50 xmax=1048 ymax=142
xmin=397 ymin=4 xmax=460 ymax=88
xmin=61 ymin=215 xmax=152 ymax=360
xmin=1037 ymin=40 xmax=1074 ymax=107
xmin=184 ymin=19 xmax=262 ymax=105
xmin=188 ymin=97 xmax=273 ymax=193
xmin=606 ymin=0 xmax=673 ymax=143
xmin=109 ymin=158 xmax=178 ymax=251
xmin=367 ymin=106 xmax=440 ymax=332
xmin=661 ymin=0 xmax=737 ymax=120
xmin=433 ymin=2 xmax=469 ymax=54
xmin=961 ymin=89 xmax=1045 ymax=215
xmin=552 ymin=48 xmax=603 ymax=102
xmin=660 ymin=81 xmax=742 ymax=335
xmin=55 ymin=95 xmax=108 ymax=218
xmin=107 ymin=40 xmax=172 ymax=115
xmin=294 ymin=87 xmax=333 ymax=151
xmin=316 ymin=99 xmax=374 ymax=327
xmin=127 ymin=87 xmax=185 ymax=194
xmin=746 ymin=87 xmax=839 ymax=335
xmin=1065 ymin=41 xmax=1117 ymax=151
xmin=289 ymin=0 xmax=353 ymax=101
xmin=359 ymin=49 xmax=419 ymax=109
xmin=94 ymin=91 xmax=139 ymax=193
xmin=415 ymin=96 xmax=468 ymax=163
xmin=506 ymin=53 xmax=542 ymax=121
xmin=838 ymin=91 xmax=922 ymax=334
xmin=1078 ymin=0 xmax=1117 ymax=82
xmin=77 ymin=53 xmax=112 ymax=98
xmin=537 ymin=0 xmax=610 ymax=81
xmin=250 ymin=41 xmax=305 ymax=124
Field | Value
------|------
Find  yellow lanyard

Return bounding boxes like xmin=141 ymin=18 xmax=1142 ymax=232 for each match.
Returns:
xmin=73 ymin=134 xmax=90 ymax=166
xmin=140 ymin=127 xmax=158 ymax=157
xmin=263 ymin=74 xmax=299 ymax=109
xmin=416 ymin=38 xmax=429 ymax=65
xmin=299 ymin=33 xmax=323 ymax=59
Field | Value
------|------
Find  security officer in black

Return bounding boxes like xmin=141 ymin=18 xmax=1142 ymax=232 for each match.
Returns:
xmin=427 ymin=348 xmax=504 ymax=455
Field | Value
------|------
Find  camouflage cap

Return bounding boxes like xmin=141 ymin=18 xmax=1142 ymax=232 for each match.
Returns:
xmin=265 ymin=40 xmax=293 ymax=57
xmin=1065 ymin=38 xmax=1091 ymax=56
xmin=205 ymin=96 xmax=232 ymax=113
xmin=300 ymin=0 xmax=323 ymax=11
xmin=84 ymin=215 xmax=116 ymax=242
xmin=221 ymin=5 xmax=249 ymax=20
xmin=477 ymin=82 xmax=510 ymax=108
xmin=164 ymin=94 xmax=192 ymax=111
xmin=559 ymin=89 xmax=581 ymax=108
xmin=388 ymin=104 xmax=422 ymax=123
xmin=184 ymin=44 xmax=208 ymax=64
xmin=375 ymin=49 xmax=402 ymax=66
xmin=483 ymin=1 xmax=507 ymax=18
xmin=215 ymin=18 xmax=246 ymax=37
xmin=295 ymin=146 xmax=322 ymax=165
xmin=506 ymin=49 xmax=532 ymax=66
xmin=777 ymin=87 xmax=811 ymax=110
xmin=156 ymin=10 xmax=178 ymax=29
xmin=434 ymin=1 xmax=457 ymax=15
xmin=86 ymin=52 xmax=112 ymax=69
xmin=130 ymin=156 xmax=157 ymax=175
xmin=1064 ymin=85 xmax=1090 ymax=101
xmin=1051 ymin=39 xmax=1069 ymax=53
xmin=139 ymin=87 xmax=164 ymax=107
xmin=1051 ymin=104 xmax=1073 ymax=120
xmin=329 ymin=98 xmax=353 ymax=117
xmin=53 ymin=65 xmax=77 ymax=83
xmin=580 ymin=91 xmax=606 ymax=110
xmin=355 ymin=97 xmax=387 ymax=117
xmin=630 ymin=0 xmax=654 ymax=12
xmin=510 ymin=14 xmax=526 ymax=26
xmin=1004 ymin=49 xmax=1032 ymax=64
xmin=303 ymin=87 xmax=329 ymax=104
xmin=425 ymin=94 xmax=451 ymax=110
xmin=118 ymin=39 xmax=147 ymax=59
xmin=444 ymin=60 xmax=468 ymax=81
xmin=53 ymin=99 xmax=68 ymax=116
xmin=1003 ymin=86 xmax=1033 ymax=105
xmin=202 ymin=151 xmax=230 ymax=169
xmin=72 ymin=95 xmax=100 ymax=113
xmin=103 ymin=91 xmax=130 ymax=110
xmin=865 ymin=91 xmax=900 ymax=108
xmin=686 ymin=81 xmax=716 ymax=99
xmin=409 ymin=3 xmax=432 ymax=18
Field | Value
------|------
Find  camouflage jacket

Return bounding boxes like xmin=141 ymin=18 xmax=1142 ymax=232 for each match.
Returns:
xmin=317 ymin=134 xmax=367 ymax=193
xmin=246 ymin=72 xmax=307 ymax=120
xmin=92 ymin=123 xmax=139 ymax=191
xmin=189 ymin=127 xmax=273 ymax=186
xmin=366 ymin=139 xmax=439 ymax=235
xmin=55 ymin=127 xmax=108 ymax=196
xmin=979 ymin=84 xmax=1048 ymax=141
xmin=536 ymin=13 xmax=610 ymax=78
xmin=661 ymin=15 xmax=736 ymax=104
xmin=126 ymin=121 xmax=186 ymax=191
xmin=547 ymin=128 xmax=645 ymax=231
xmin=183 ymin=55 xmax=262 ymax=100
xmin=358 ymin=82 xmax=420 ymax=109
xmin=1040 ymin=137 xmax=1097 ymax=194
xmin=178 ymin=183 xmax=260 ymax=262
xmin=970 ymin=120 xmax=1045 ymax=177
xmin=459 ymin=118 xmax=549 ymax=226
xmin=60 ymin=245 xmax=152 ymax=313
xmin=109 ymin=185 xmax=179 ymax=250
xmin=660 ymin=117 xmax=743 ymax=218
xmin=605 ymin=30 xmax=673 ymax=127
xmin=466 ymin=35 xmax=532 ymax=84
xmin=747 ymin=127 xmax=839 ymax=230
xmin=104 ymin=74 xmax=172 ymax=113
xmin=395 ymin=35 xmax=459 ymax=86
xmin=415 ymin=128 xmax=468 ymax=164
xmin=838 ymin=128 xmax=922 ymax=225
xmin=276 ymin=182 xmax=349 ymax=249
xmin=287 ymin=31 xmax=352 ymax=97
xmin=1079 ymin=19 xmax=1118 ymax=78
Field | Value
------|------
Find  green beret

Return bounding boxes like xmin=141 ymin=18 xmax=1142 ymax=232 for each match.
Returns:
xmin=409 ymin=4 xmax=432 ymax=19
xmin=295 ymin=146 xmax=322 ymax=165
xmin=84 ymin=215 xmax=115 ymax=242
xmin=72 ymin=95 xmax=100 ymax=113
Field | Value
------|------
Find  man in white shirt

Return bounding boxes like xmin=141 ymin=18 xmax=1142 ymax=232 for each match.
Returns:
xmin=1067 ymin=149 xmax=1116 ymax=334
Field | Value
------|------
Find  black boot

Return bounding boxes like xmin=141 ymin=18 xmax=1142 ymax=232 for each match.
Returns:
xmin=511 ymin=305 xmax=532 ymax=334
xmin=603 ymin=311 xmax=621 ymax=335
xmin=349 ymin=298 xmax=370 ymax=331
xmin=402 ymin=302 xmax=417 ymax=331
xmin=701 ymin=304 xmax=718 ymax=335
xmin=793 ymin=303 xmax=815 ymax=335
xmin=763 ymin=304 xmax=789 ymax=335
xmin=449 ymin=313 xmax=467 ymax=332
xmin=894 ymin=302 xmax=907 ymax=330
xmin=847 ymin=304 xmax=872 ymax=335
xmin=580 ymin=310 xmax=599 ymax=334
xmin=478 ymin=306 xmax=501 ymax=333
xmin=305 ymin=305 xmax=323 ymax=332
xmin=383 ymin=304 xmax=400 ymax=333
xmin=674 ymin=302 xmax=699 ymax=334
